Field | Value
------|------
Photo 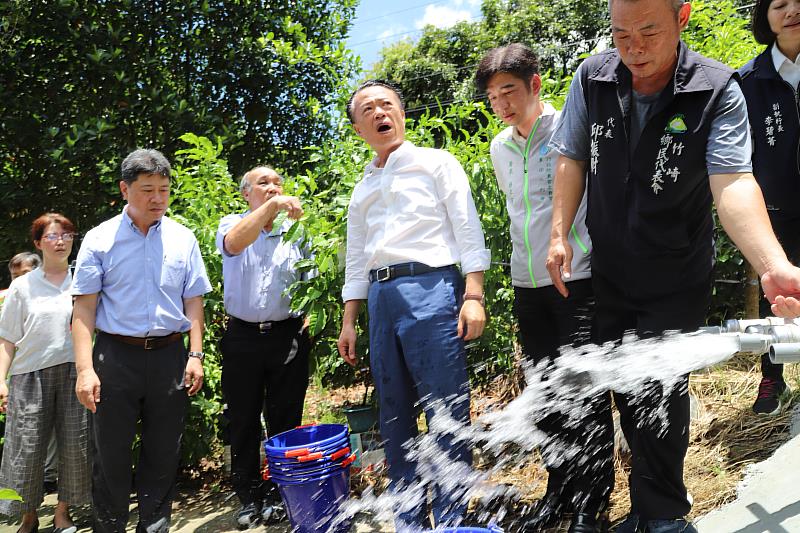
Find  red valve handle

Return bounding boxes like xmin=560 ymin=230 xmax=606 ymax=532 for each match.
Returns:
xmin=284 ymin=448 xmax=310 ymax=458
xmin=329 ymin=447 xmax=350 ymax=461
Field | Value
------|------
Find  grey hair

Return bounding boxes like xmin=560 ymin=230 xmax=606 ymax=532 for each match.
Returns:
xmin=239 ymin=166 xmax=281 ymax=194
xmin=609 ymin=0 xmax=685 ymax=14
xmin=120 ymin=148 xmax=171 ymax=184
xmin=8 ymin=251 xmax=41 ymax=274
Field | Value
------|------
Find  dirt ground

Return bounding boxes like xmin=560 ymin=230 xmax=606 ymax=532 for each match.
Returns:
xmin=2 ymin=355 xmax=796 ymax=532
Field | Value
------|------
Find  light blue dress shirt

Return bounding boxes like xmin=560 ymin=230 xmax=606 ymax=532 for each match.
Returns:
xmin=72 ymin=208 xmax=212 ymax=337
xmin=216 ymin=213 xmax=313 ymax=323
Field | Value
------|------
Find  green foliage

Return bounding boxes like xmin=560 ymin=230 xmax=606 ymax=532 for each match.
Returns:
xmin=0 ymin=488 xmax=22 ymax=501
xmin=168 ymin=133 xmax=246 ymax=464
xmin=369 ymin=0 xmax=607 ymax=115
xmin=683 ymin=0 xmax=762 ymax=69
xmin=285 ymin=104 xmax=518 ymax=384
xmin=0 ymin=0 xmax=358 ymax=283
xmin=682 ymin=0 xmax=763 ymax=322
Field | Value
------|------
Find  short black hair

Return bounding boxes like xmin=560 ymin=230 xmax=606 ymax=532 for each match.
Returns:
xmin=475 ymin=43 xmax=540 ymax=94
xmin=751 ymin=0 xmax=776 ymax=46
xmin=346 ymin=79 xmax=405 ymax=124
xmin=120 ymin=148 xmax=171 ymax=185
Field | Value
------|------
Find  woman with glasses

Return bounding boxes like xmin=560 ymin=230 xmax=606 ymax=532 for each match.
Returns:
xmin=0 ymin=213 xmax=90 ymax=533
xmin=740 ymin=0 xmax=800 ymax=416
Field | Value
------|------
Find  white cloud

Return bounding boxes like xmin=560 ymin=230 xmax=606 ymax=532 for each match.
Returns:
xmin=415 ymin=5 xmax=472 ymax=29
xmin=379 ymin=27 xmax=405 ymax=40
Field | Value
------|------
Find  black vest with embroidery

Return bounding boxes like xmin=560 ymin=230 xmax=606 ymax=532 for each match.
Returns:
xmin=739 ymin=47 xmax=800 ymax=237
xmin=580 ymin=42 xmax=734 ymax=298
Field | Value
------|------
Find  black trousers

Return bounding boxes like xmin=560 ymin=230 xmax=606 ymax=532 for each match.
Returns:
xmin=221 ymin=317 xmax=310 ymax=505
xmin=592 ymin=271 xmax=711 ymax=521
xmin=91 ymin=333 xmax=189 ymax=533
xmin=513 ymin=279 xmax=614 ymax=516
xmin=760 ymin=223 xmax=800 ymax=380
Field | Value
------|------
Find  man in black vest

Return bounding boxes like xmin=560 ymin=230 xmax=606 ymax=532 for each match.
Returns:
xmin=546 ymin=1 xmax=800 ymax=532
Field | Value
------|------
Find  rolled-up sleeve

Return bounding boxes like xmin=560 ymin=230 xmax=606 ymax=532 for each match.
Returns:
xmin=71 ymin=231 xmax=104 ymax=296
xmin=216 ymin=214 xmax=241 ymax=258
xmin=437 ymin=152 xmax=491 ymax=274
xmin=183 ymin=238 xmax=212 ymax=298
xmin=342 ymin=194 xmax=370 ymax=301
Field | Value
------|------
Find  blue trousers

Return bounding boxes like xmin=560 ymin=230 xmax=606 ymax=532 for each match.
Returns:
xmin=367 ymin=267 xmax=472 ymax=530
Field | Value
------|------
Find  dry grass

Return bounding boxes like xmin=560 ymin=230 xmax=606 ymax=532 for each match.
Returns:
xmin=469 ymin=353 xmax=799 ymax=523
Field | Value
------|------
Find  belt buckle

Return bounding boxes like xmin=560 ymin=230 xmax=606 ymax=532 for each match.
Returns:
xmin=258 ymin=322 xmax=272 ymax=333
xmin=375 ymin=266 xmax=391 ymax=282
xmin=144 ymin=337 xmax=155 ymax=350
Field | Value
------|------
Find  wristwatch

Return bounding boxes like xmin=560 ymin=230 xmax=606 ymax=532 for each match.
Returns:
xmin=463 ymin=293 xmax=485 ymax=306
xmin=188 ymin=351 xmax=205 ymax=361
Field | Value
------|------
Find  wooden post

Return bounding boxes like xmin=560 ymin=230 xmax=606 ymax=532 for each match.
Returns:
xmin=745 ymin=262 xmax=760 ymax=319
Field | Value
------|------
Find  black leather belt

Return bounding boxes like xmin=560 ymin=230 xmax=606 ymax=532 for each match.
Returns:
xmin=228 ymin=316 xmax=301 ymax=334
xmin=368 ymin=262 xmax=455 ymax=283
xmin=101 ymin=331 xmax=183 ymax=350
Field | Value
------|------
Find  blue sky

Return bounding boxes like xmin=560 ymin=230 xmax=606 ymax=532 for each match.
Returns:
xmin=345 ymin=0 xmax=483 ymax=73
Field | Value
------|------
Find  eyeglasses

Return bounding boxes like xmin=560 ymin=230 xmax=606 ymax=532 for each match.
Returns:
xmin=42 ymin=232 xmax=75 ymax=242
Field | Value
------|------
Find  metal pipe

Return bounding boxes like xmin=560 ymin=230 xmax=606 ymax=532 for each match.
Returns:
xmin=732 ymin=333 xmax=773 ymax=355
xmin=721 ymin=317 xmax=798 ymax=333
xmin=769 ymin=343 xmax=800 ymax=364
xmin=703 ymin=320 xmax=800 ymax=360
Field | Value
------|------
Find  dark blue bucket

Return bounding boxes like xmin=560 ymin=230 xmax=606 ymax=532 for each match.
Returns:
xmin=431 ymin=526 xmax=503 ymax=533
xmin=268 ymin=444 xmax=351 ymax=467
xmin=274 ymin=465 xmax=352 ymax=533
xmin=269 ymin=454 xmax=355 ymax=480
xmin=265 ymin=424 xmax=348 ymax=456
xmin=265 ymin=436 xmax=350 ymax=460
xmin=431 ymin=527 xmax=503 ymax=533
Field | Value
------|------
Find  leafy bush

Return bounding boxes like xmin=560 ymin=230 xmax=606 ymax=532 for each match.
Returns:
xmin=160 ymin=0 xmax=766 ymax=466
xmin=168 ymin=133 xmax=246 ymax=464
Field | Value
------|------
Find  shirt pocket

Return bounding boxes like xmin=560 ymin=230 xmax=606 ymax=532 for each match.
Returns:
xmin=161 ymin=260 xmax=186 ymax=290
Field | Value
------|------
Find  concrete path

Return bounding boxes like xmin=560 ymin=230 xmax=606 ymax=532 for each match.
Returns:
xmin=695 ymin=413 xmax=800 ymax=533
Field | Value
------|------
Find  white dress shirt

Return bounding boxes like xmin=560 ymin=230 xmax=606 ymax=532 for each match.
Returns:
xmin=342 ymin=141 xmax=491 ymax=301
xmin=772 ymin=44 xmax=800 ymax=92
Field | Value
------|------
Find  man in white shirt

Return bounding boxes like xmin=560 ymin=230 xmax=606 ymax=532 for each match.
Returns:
xmin=337 ymin=80 xmax=490 ymax=531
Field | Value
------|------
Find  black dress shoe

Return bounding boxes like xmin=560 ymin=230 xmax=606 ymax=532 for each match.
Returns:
xmin=521 ymin=497 xmax=565 ymax=532
xmin=568 ymin=512 xmax=601 ymax=533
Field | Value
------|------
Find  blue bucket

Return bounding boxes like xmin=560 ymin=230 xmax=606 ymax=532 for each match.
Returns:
xmin=268 ymin=444 xmax=351 ymax=467
xmin=274 ymin=465 xmax=352 ymax=533
xmin=269 ymin=454 xmax=355 ymax=480
xmin=265 ymin=424 xmax=349 ymax=456
xmin=265 ymin=436 xmax=350 ymax=460
xmin=431 ymin=526 xmax=503 ymax=533
xmin=431 ymin=527 xmax=503 ymax=533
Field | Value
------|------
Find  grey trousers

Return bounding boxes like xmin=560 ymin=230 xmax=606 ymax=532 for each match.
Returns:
xmin=0 ymin=362 xmax=91 ymax=515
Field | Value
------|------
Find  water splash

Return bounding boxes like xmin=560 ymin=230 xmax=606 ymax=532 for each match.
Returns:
xmin=332 ymin=330 xmax=742 ymax=530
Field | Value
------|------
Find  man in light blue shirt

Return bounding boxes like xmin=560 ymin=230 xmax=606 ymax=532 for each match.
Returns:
xmin=216 ymin=166 xmax=310 ymax=529
xmin=72 ymin=149 xmax=211 ymax=533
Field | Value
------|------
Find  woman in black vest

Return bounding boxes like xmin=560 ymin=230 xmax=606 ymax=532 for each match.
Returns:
xmin=740 ymin=0 xmax=800 ymax=415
